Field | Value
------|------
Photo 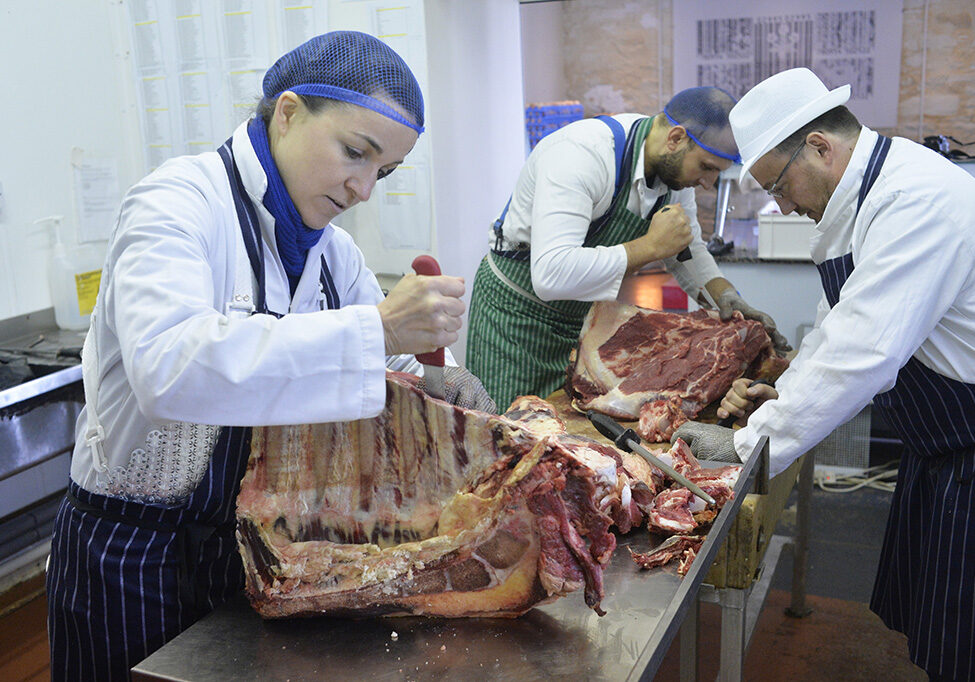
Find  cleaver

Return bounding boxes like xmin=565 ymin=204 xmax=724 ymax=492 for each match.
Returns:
xmin=411 ymin=255 xmax=446 ymax=400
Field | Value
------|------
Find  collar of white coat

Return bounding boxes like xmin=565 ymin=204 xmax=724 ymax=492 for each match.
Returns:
xmin=633 ymin=134 xmax=669 ymax=205
xmin=815 ymin=127 xmax=878 ymax=234
xmin=230 ymin=120 xmax=336 ymax=255
xmin=230 ymin=120 xmax=337 ymax=313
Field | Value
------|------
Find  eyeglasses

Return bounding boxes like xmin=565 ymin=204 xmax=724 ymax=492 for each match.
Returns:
xmin=767 ymin=141 xmax=805 ymax=199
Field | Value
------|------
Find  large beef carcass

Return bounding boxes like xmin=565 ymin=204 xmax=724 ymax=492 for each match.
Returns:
xmin=236 ymin=374 xmax=655 ymax=619
xmin=566 ymin=301 xmax=786 ymax=442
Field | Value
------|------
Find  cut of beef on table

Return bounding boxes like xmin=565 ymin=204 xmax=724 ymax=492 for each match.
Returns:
xmin=236 ymin=373 xmax=664 ymax=619
xmin=566 ymin=301 xmax=786 ymax=442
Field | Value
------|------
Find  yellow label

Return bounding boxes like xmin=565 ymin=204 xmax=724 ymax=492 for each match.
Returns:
xmin=74 ymin=270 xmax=102 ymax=316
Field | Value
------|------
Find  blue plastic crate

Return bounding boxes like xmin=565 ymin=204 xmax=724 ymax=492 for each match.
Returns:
xmin=525 ymin=101 xmax=584 ymax=149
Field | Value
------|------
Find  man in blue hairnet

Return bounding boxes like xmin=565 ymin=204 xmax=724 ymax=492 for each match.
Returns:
xmin=467 ymin=87 xmax=790 ymax=411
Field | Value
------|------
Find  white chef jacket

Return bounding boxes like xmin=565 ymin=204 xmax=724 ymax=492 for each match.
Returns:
xmin=735 ymin=128 xmax=975 ymax=475
xmin=490 ymin=114 xmax=723 ymax=302
xmin=70 ymin=121 xmax=398 ymax=491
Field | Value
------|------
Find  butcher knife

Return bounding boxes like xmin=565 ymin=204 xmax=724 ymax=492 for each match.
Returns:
xmin=717 ymin=379 xmax=774 ymax=428
xmin=411 ymin=254 xmax=446 ymax=400
xmin=587 ymin=411 xmax=716 ymax=506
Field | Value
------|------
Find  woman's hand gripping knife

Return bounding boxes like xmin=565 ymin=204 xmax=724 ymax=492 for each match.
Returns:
xmin=377 ymin=272 xmax=465 ymax=356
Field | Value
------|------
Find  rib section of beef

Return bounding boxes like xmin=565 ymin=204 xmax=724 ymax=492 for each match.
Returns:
xmin=567 ymin=302 xmax=781 ymax=441
xmin=236 ymin=374 xmax=645 ymax=619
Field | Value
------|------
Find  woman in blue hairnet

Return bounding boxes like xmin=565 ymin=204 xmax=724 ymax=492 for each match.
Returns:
xmin=45 ymin=31 xmax=492 ymax=682
xmin=466 ymin=87 xmax=790 ymax=412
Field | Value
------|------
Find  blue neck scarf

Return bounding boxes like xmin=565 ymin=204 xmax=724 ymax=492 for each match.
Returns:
xmin=246 ymin=117 xmax=324 ymax=278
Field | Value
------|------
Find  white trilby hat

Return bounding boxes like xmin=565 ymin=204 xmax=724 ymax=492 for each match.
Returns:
xmin=730 ymin=68 xmax=850 ymax=182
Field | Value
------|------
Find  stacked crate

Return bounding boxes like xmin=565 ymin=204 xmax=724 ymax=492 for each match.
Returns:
xmin=525 ymin=101 xmax=584 ymax=149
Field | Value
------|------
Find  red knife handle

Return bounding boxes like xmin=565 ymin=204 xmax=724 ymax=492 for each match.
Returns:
xmin=412 ymin=255 xmax=445 ymax=367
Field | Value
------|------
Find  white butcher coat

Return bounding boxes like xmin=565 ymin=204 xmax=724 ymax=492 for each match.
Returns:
xmin=71 ymin=121 xmax=403 ymax=494
xmin=489 ymin=114 xmax=724 ymax=302
xmin=734 ymin=128 xmax=975 ymax=475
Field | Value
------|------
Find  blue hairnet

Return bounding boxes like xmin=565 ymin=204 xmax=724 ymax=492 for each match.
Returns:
xmin=263 ymin=31 xmax=424 ymax=134
xmin=664 ymin=87 xmax=740 ymax=163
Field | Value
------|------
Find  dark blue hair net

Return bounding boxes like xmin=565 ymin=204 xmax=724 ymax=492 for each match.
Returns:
xmin=664 ymin=87 xmax=740 ymax=163
xmin=263 ymin=31 xmax=424 ymax=134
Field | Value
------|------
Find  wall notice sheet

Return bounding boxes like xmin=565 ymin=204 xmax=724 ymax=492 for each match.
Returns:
xmin=125 ymin=0 xmax=329 ymax=171
xmin=673 ymin=0 xmax=902 ymax=127
xmin=71 ymin=149 xmax=121 ymax=243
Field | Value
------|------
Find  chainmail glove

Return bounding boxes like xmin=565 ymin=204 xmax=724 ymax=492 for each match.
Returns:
xmin=716 ymin=289 xmax=792 ymax=354
xmin=418 ymin=366 xmax=497 ymax=413
xmin=671 ymin=421 xmax=740 ymax=463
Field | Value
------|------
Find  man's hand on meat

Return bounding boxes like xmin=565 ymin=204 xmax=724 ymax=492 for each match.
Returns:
xmin=670 ymin=422 xmax=740 ymax=463
xmin=717 ymin=378 xmax=779 ymax=427
xmin=378 ymin=273 xmax=466 ymax=355
xmin=623 ymin=203 xmax=693 ymax=272
xmin=420 ymin=366 xmax=498 ymax=413
xmin=711 ymin=285 xmax=792 ymax=355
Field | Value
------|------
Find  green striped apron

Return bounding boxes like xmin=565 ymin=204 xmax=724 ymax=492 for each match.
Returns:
xmin=467 ymin=116 xmax=668 ymax=411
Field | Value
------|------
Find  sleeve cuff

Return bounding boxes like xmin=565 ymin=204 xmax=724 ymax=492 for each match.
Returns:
xmin=353 ymin=305 xmax=389 ymax=416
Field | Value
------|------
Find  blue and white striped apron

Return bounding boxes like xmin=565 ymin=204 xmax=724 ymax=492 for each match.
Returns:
xmin=46 ymin=135 xmax=340 ymax=682
xmin=817 ymin=135 xmax=975 ymax=681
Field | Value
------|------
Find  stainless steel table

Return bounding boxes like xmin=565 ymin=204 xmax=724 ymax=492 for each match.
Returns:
xmin=132 ymin=441 xmax=769 ymax=681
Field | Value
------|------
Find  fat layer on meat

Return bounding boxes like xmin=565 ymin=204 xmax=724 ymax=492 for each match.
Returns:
xmin=236 ymin=373 xmax=649 ymax=619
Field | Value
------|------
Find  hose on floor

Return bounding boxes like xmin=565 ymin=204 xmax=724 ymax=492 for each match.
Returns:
xmin=814 ymin=461 xmax=899 ymax=493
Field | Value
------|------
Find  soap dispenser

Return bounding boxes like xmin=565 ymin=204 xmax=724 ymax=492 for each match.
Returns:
xmin=34 ymin=215 xmax=105 ymax=331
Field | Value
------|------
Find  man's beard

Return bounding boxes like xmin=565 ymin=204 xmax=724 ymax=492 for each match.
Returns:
xmin=653 ymin=148 xmax=686 ymax=190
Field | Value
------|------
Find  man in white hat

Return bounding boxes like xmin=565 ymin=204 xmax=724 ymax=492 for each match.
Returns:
xmin=674 ymin=67 xmax=975 ymax=681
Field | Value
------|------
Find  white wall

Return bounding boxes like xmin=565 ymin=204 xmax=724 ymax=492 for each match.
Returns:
xmin=718 ymin=262 xmax=823 ymax=350
xmin=0 ymin=2 xmax=139 ymax=322
xmin=424 ymin=0 xmax=526 ymax=364
xmin=519 ymin=1 xmax=567 ymax=104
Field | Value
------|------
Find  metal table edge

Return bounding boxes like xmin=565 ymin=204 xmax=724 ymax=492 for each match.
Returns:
xmin=627 ymin=435 xmax=769 ymax=680
xmin=0 ymin=365 xmax=83 ymax=410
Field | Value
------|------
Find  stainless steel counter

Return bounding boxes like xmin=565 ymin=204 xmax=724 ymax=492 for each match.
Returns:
xmin=0 ymin=309 xmax=85 ymax=570
xmin=132 ymin=441 xmax=767 ymax=681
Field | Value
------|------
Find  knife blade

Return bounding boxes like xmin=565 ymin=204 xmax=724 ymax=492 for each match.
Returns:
xmin=411 ymin=255 xmax=445 ymax=400
xmin=587 ymin=410 xmax=716 ymax=506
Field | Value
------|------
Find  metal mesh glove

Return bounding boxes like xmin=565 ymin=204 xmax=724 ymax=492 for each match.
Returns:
xmin=671 ymin=422 xmax=740 ymax=463
xmin=418 ymin=366 xmax=497 ymax=413
xmin=717 ymin=289 xmax=792 ymax=354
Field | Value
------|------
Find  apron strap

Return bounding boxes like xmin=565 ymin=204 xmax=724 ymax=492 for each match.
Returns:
xmin=486 ymin=252 xmax=560 ymax=312
xmin=594 ymin=115 xmax=627 ymax=196
xmin=218 ymin=140 xmax=269 ymax=316
xmin=586 ymin=116 xmax=653 ymax=242
xmin=857 ymin=135 xmax=892 ymax=216
xmin=493 ymin=116 xmax=648 ymax=257
xmin=319 ymin=254 xmax=339 ymax=310
xmin=81 ymin=312 xmax=109 ymax=472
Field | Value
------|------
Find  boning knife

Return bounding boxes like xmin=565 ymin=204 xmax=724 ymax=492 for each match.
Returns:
xmin=587 ymin=410 xmax=716 ymax=506
xmin=411 ymin=255 xmax=445 ymax=400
